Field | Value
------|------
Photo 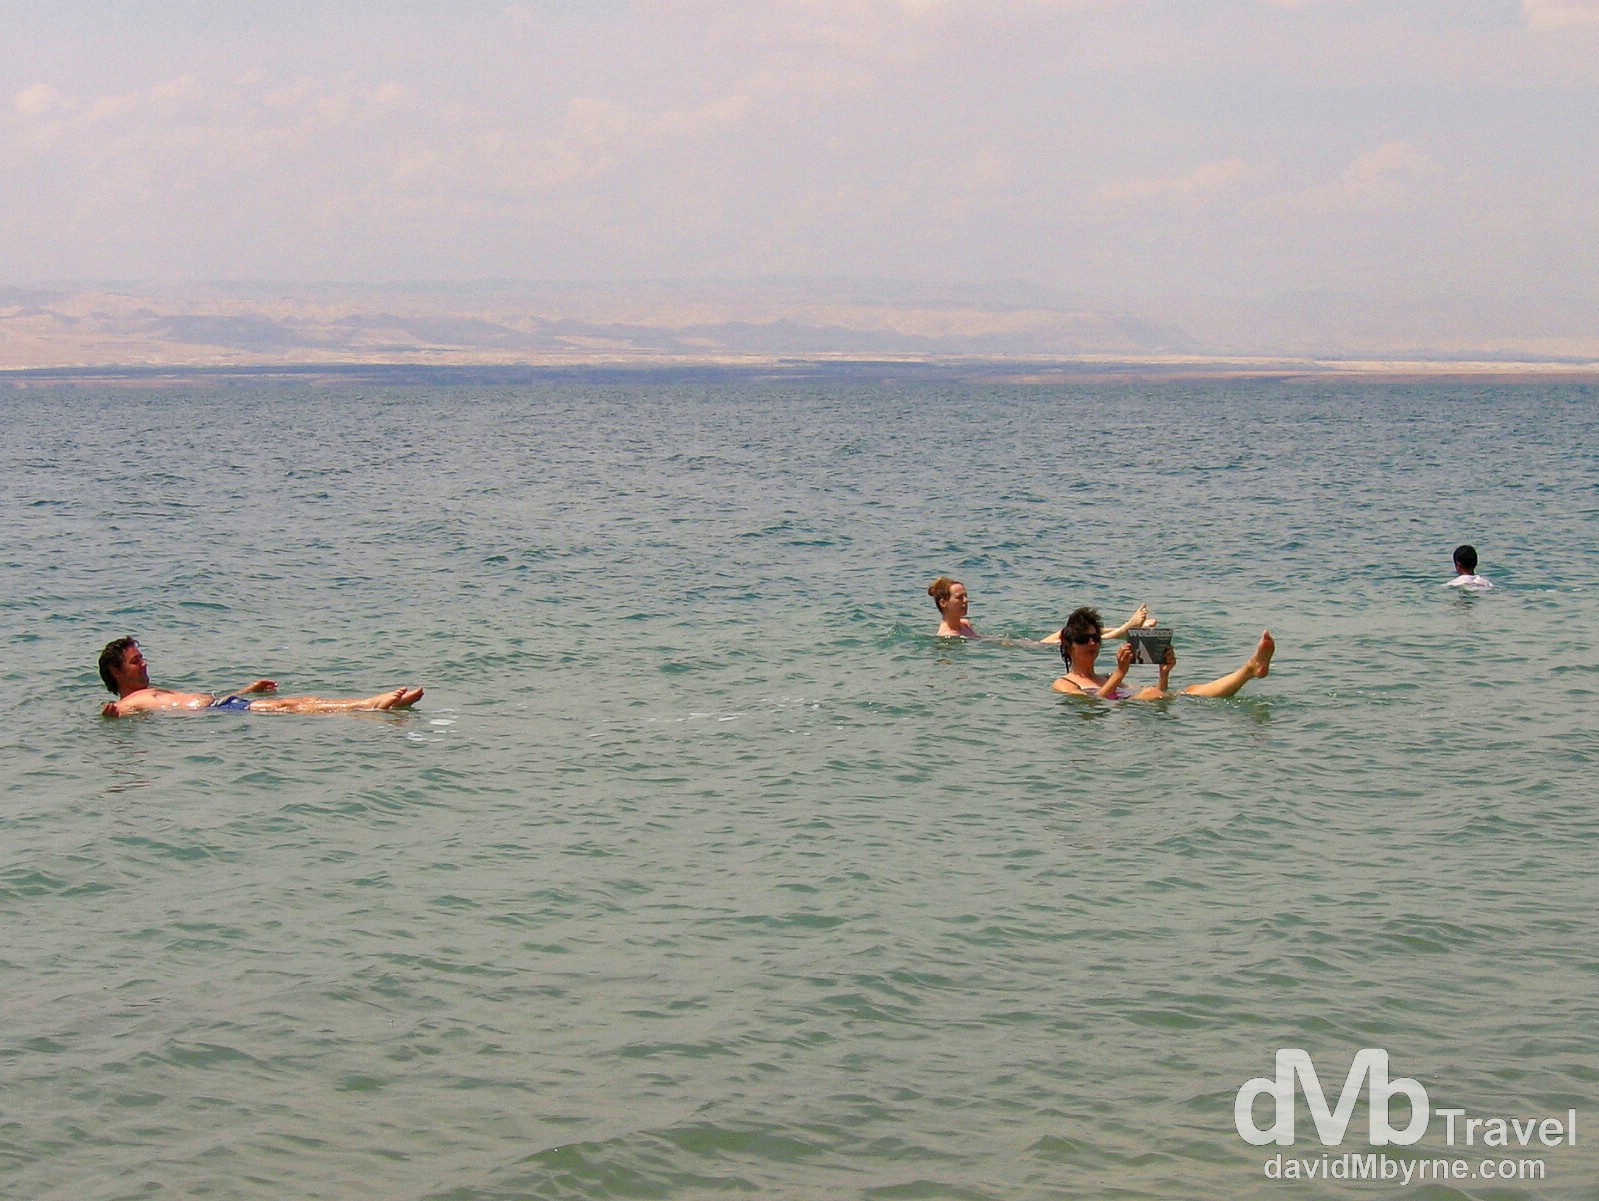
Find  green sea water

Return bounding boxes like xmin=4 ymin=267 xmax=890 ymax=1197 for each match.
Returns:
xmin=3 ymin=371 xmax=1597 ymax=1199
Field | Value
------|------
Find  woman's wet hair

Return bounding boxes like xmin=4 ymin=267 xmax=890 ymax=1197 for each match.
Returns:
xmin=927 ymin=576 xmax=960 ymax=612
xmin=1058 ymin=608 xmax=1103 ymax=662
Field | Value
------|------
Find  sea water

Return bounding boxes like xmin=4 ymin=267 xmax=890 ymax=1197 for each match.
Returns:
xmin=2 ymin=371 xmax=1596 ymax=1200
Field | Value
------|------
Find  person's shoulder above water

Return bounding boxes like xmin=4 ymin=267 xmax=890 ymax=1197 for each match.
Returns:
xmin=928 ymin=576 xmax=978 ymax=637
xmin=1446 ymin=544 xmax=1493 ymax=589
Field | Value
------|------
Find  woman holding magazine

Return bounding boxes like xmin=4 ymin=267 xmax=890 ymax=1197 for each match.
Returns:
xmin=1051 ymin=606 xmax=1275 ymax=700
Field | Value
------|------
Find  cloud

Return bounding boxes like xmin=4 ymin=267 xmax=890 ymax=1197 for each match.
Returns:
xmin=527 ymin=90 xmax=748 ymax=188
xmin=1096 ymin=157 xmax=1259 ymax=208
xmin=1264 ymin=142 xmax=1448 ymax=217
xmin=2 ymin=72 xmax=431 ymax=274
xmin=0 ymin=0 xmax=1593 ymax=304
xmin=1523 ymin=0 xmax=1599 ymax=29
xmin=13 ymin=82 xmax=66 ymax=119
xmin=7 ymin=73 xmax=408 ymax=166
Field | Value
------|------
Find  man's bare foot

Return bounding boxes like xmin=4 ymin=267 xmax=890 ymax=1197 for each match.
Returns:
xmin=1248 ymin=631 xmax=1275 ymax=678
xmin=371 ymin=687 xmax=424 ymax=710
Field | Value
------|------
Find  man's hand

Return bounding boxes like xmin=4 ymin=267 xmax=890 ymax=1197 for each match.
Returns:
xmin=243 ymin=680 xmax=278 ymax=694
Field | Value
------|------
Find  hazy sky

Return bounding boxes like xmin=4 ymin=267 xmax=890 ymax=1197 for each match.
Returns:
xmin=5 ymin=0 xmax=1597 ymax=312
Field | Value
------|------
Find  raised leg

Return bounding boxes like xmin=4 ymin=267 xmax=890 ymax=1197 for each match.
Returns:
xmin=1180 ymin=632 xmax=1274 ymax=699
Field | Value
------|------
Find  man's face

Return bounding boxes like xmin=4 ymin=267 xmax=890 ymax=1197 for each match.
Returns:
xmin=116 ymin=644 xmax=150 ymax=692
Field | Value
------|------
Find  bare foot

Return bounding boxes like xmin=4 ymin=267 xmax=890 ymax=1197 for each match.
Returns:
xmin=1127 ymin=603 xmax=1158 ymax=629
xmin=371 ymin=687 xmax=424 ymax=710
xmin=1248 ymin=631 xmax=1275 ymax=678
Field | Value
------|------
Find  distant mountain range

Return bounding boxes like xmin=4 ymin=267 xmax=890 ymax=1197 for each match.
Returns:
xmin=2 ymin=279 xmax=1595 ymax=372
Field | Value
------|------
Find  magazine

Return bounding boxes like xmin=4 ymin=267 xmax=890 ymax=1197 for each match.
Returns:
xmin=1127 ymin=627 xmax=1173 ymax=666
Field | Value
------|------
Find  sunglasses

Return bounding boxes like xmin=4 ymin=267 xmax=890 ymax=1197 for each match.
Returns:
xmin=1072 ymin=631 xmax=1103 ymax=645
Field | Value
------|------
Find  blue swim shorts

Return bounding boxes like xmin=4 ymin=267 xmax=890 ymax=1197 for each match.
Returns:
xmin=209 ymin=695 xmax=253 ymax=712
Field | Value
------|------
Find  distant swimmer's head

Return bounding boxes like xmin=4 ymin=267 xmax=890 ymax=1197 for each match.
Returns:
xmin=1059 ymin=607 xmax=1104 ymax=663
xmin=1453 ymin=544 xmax=1478 ymax=574
xmin=927 ymin=577 xmax=967 ymax=615
xmin=98 ymin=636 xmax=145 ymax=694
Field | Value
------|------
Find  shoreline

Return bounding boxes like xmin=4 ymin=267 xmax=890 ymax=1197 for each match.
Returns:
xmin=5 ymin=354 xmax=1599 ymax=388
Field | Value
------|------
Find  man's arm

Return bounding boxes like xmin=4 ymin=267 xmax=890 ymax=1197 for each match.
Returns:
xmin=238 ymin=680 xmax=278 ymax=694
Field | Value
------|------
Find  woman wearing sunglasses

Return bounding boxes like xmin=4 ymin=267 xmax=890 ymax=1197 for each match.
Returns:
xmin=1052 ymin=606 xmax=1274 ymax=700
